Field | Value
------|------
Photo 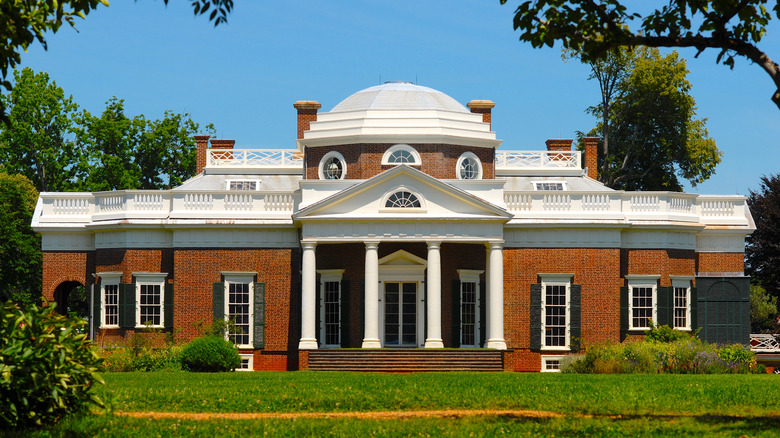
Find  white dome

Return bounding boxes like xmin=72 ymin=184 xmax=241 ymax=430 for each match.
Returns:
xmin=331 ymin=82 xmax=469 ymax=113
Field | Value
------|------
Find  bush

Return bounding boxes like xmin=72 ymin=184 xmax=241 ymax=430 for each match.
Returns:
xmin=645 ymin=321 xmax=694 ymax=343
xmin=561 ymin=336 xmax=762 ymax=374
xmin=180 ymin=336 xmax=240 ymax=372
xmin=0 ymin=301 xmax=104 ymax=429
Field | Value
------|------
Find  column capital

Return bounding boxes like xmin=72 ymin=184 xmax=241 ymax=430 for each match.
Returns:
xmin=364 ymin=241 xmax=380 ymax=250
xmin=486 ymin=241 xmax=504 ymax=250
xmin=301 ymin=241 xmax=317 ymax=250
xmin=426 ymin=240 xmax=442 ymax=249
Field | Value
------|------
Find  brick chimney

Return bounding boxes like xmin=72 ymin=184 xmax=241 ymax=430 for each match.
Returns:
xmin=209 ymin=139 xmax=235 ymax=150
xmin=294 ymin=101 xmax=321 ymax=139
xmin=467 ymin=100 xmax=495 ymax=129
xmin=583 ymin=137 xmax=600 ymax=180
xmin=545 ymin=139 xmax=573 ymax=152
xmin=194 ymin=135 xmax=210 ymax=175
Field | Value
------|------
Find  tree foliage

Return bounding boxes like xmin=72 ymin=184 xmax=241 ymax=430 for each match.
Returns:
xmin=0 ymin=0 xmax=233 ymax=122
xmin=501 ymin=0 xmax=780 ymax=110
xmin=0 ymin=173 xmax=41 ymax=308
xmin=746 ymin=174 xmax=780 ymax=299
xmin=578 ymin=47 xmax=721 ymax=191
xmin=750 ymin=284 xmax=778 ymax=333
xmin=0 ymin=68 xmax=81 ymax=192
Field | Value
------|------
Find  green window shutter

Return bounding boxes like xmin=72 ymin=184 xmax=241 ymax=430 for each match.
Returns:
xmin=690 ymin=287 xmax=698 ymax=331
xmin=569 ymin=284 xmax=582 ymax=352
xmin=340 ymin=279 xmax=350 ymax=348
xmin=164 ymin=282 xmax=174 ymax=329
xmin=451 ymin=280 xmax=461 ymax=348
xmin=529 ymin=283 xmax=542 ymax=351
xmin=479 ymin=280 xmax=486 ymax=347
xmin=360 ymin=281 xmax=365 ymax=344
xmin=92 ymin=278 xmax=101 ymax=330
xmin=656 ymin=286 xmax=672 ymax=327
xmin=620 ymin=286 xmax=629 ymax=340
xmin=253 ymin=282 xmax=266 ymax=348
xmin=213 ymin=282 xmax=225 ymax=322
xmin=119 ymin=283 xmax=136 ymax=329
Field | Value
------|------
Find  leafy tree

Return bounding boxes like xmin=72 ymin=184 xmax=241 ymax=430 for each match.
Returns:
xmin=0 ymin=68 xmax=81 ymax=192
xmin=75 ymin=98 xmax=212 ymax=191
xmin=0 ymin=0 xmax=233 ymax=121
xmin=746 ymin=174 xmax=780 ymax=299
xmin=750 ymin=284 xmax=778 ymax=333
xmin=501 ymin=0 xmax=780 ymax=111
xmin=578 ymin=47 xmax=721 ymax=191
xmin=0 ymin=173 xmax=41 ymax=307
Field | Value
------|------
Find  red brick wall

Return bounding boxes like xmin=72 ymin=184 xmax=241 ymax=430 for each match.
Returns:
xmin=42 ymin=251 xmax=94 ymax=300
xmin=696 ymin=252 xmax=744 ymax=274
xmin=305 ymin=144 xmax=495 ymax=180
xmin=620 ymin=249 xmax=696 ymax=286
xmin=95 ymin=249 xmax=174 ymax=283
xmin=173 ymin=248 xmax=300 ymax=371
xmin=503 ymin=248 xmax=622 ymax=371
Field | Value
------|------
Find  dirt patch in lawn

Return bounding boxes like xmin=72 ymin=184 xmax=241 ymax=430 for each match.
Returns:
xmin=114 ymin=409 xmax=570 ymax=421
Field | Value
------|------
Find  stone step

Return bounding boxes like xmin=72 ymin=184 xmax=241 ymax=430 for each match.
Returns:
xmin=308 ymin=350 xmax=504 ymax=372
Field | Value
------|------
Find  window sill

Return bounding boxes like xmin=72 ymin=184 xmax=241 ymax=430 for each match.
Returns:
xmin=99 ymin=325 xmax=119 ymax=330
xmin=134 ymin=325 xmax=165 ymax=330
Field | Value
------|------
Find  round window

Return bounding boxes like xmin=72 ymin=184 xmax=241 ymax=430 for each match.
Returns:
xmin=458 ymin=153 xmax=482 ymax=180
xmin=319 ymin=151 xmax=346 ymax=180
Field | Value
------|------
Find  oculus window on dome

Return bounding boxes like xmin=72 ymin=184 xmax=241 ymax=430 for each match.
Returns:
xmin=384 ymin=191 xmax=422 ymax=209
xmin=457 ymin=152 xmax=482 ymax=180
xmin=319 ymin=151 xmax=346 ymax=180
xmin=382 ymin=145 xmax=421 ymax=166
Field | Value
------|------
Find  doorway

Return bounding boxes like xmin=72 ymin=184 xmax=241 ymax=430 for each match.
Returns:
xmin=384 ymin=282 xmax=418 ymax=347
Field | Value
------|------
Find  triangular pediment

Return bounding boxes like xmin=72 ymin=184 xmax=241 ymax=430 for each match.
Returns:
xmin=379 ymin=250 xmax=427 ymax=266
xmin=294 ymin=165 xmax=512 ymax=222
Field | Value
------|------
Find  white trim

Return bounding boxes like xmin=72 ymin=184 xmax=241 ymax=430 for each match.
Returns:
xmin=237 ymin=354 xmax=254 ymax=371
xmin=627 ymin=278 xmax=658 ymax=331
xmin=223 ymin=274 xmax=256 ymax=348
xmin=540 ymin=277 xmax=571 ymax=350
xmin=318 ymin=269 xmax=345 ymax=348
xmin=456 ymin=152 xmax=483 ymax=180
xmin=319 ymin=151 xmax=347 ymax=180
xmin=97 ymin=272 xmax=122 ymax=329
xmin=133 ymin=273 xmax=167 ymax=329
xmin=541 ymin=355 xmax=564 ymax=372
xmin=382 ymin=144 xmax=421 ymax=166
xmin=672 ymin=279 xmax=692 ymax=331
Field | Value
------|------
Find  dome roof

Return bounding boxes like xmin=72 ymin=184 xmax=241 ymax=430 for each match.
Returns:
xmin=330 ymin=82 xmax=469 ymax=113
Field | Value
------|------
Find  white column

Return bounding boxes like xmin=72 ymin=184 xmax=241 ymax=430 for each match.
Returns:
xmin=362 ymin=241 xmax=382 ymax=348
xmin=299 ymin=242 xmax=318 ymax=350
xmin=424 ymin=241 xmax=444 ymax=348
xmin=486 ymin=242 xmax=507 ymax=350
xmin=483 ymin=246 xmax=491 ymax=347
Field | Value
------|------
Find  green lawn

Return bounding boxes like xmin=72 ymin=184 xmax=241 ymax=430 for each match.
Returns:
xmin=14 ymin=372 xmax=780 ymax=437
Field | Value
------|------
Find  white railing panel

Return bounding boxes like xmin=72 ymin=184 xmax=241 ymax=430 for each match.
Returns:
xmin=582 ymin=193 xmax=611 ymax=211
xmin=750 ymin=334 xmax=780 ymax=352
xmin=495 ymin=151 xmax=581 ymax=169
xmin=208 ymin=149 xmax=303 ymax=167
xmin=700 ymin=199 xmax=737 ymax=216
xmin=52 ymin=197 xmax=91 ymax=215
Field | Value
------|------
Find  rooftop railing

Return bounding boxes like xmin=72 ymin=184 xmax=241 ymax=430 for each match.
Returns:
xmin=495 ymin=151 xmax=581 ymax=172
xmin=207 ymin=149 xmax=303 ymax=168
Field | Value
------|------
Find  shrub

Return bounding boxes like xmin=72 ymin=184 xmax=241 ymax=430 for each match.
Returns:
xmin=645 ymin=321 xmax=694 ymax=343
xmin=0 ymin=301 xmax=104 ymax=429
xmin=180 ymin=336 xmax=240 ymax=372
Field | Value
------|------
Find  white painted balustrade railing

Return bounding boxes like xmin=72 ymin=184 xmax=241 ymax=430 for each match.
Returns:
xmin=207 ymin=149 xmax=303 ymax=167
xmin=750 ymin=334 xmax=780 ymax=352
xmin=495 ymin=151 xmax=581 ymax=169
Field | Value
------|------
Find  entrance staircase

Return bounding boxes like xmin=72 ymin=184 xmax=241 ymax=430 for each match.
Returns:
xmin=307 ymin=349 xmax=504 ymax=372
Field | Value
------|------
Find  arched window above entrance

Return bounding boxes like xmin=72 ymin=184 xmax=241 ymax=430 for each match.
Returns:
xmin=382 ymin=144 xmax=421 ymax=166
xmin=383 ymin=190 xmax=423 ymax=209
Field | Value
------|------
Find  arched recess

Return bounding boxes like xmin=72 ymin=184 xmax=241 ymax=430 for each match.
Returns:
xmin=52 ymin=280 xmax=88 ymax=319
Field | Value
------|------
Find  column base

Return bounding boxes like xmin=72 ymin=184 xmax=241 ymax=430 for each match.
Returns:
xmin=361 ymin=338 xmax=382 ymax=348
xmin=486 ymin=339 xmax=507 ymax=350
xmin=298 ymin=338 xmax=319 ymax=350
xmin=424 ymin=339 xmax=444 ymax=348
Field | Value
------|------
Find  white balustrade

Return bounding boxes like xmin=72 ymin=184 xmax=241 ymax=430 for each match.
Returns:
xmin=582 ymin=194 xmax=610 ymax=211
xmin=504 ymin=193 xmax=532 ymax=211
xmin=134 ymin=193 xmax=165 ymax=210
xmin=96 ymin=194 xmax=124 ymax=212
xmin=184 ymin=193 xmax=214 ymax=210
xmin=225 ymin=194 xmax=253 ymax=210
xmin=701 ymin=199 xmax=736 ymax=216
xmin=750 ymin=334 xmax=780 ymax=352
xmin=630 ymin=194 xmax=660 ymax=212
xmin=52 ymin=197 xmax=90 ymax=215
xmin=543 ymin=194 xmax=571 ymax=211
xmin=669 ymin=196 xmax=693 ymax=212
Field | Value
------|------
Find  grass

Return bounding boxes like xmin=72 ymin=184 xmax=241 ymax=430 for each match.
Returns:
xmin=9 ymin=372 xmax=780 ymax=437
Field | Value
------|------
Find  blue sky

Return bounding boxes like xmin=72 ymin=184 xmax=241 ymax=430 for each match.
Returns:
xmin=16 ymin=1 xmax=780 ymax=195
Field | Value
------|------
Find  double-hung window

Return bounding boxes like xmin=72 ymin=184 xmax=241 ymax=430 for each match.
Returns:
xmin=97 ymin=272 xmax=121 ymax=328
xmin=627 ymin=276 xmax=659 ymax=331
xmin=671 ymin=278 xmax=692 ymax=330
xmin=540 ymin=275 xmax=572 ymax=349
xmin=135 ymin=273 xmax=167 ymax=328
xmin=457 ymin=270 xmax=483 ymax=348
xmin=224 ymin=274 xmax=255 ymax=348
xmin=318 ymin=270 xmax=344 ymax=348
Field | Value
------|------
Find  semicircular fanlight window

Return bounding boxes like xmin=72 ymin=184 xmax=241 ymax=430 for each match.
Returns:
xmin=385 ymin=191 xmax=421 ymax=208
